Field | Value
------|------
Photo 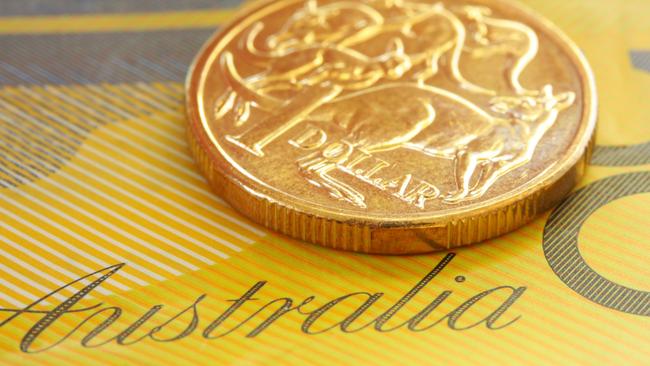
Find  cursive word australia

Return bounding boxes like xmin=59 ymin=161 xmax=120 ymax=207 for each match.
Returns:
xmin=0 ymin=254 xmax=526 ymax=353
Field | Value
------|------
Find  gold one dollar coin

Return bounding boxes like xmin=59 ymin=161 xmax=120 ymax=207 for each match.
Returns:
xmin=186 ymin=0 xmax=597 ymax=253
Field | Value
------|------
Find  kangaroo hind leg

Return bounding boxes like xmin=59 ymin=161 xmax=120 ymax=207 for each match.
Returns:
xmin=444 ymin=150 xmax=480 ymax=203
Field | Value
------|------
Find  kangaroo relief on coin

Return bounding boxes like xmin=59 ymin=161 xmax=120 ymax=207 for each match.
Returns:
xmin=212 ymin=1 xmax=576 ymax=208
xmin=187 ymin=0 xmax=596 ymax=252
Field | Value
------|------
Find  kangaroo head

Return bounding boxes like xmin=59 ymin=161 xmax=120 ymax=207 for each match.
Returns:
xmin=459 ymin=5 xmax=492 ymax=21
xmin=489 ymin=84 xmax=576 ymax=122
xmin=267 ymin=0 xmax=380 ymax=50
xmin=379 ymin=38 xmax=412 ymax=79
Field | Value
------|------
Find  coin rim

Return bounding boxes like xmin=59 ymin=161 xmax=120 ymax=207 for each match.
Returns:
xmin=185 ymin=0 xmax=597 ymax=227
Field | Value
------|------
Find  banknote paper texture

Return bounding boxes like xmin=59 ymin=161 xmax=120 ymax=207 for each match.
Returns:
xmin=0 ymin=0 xmax=648 ymax=365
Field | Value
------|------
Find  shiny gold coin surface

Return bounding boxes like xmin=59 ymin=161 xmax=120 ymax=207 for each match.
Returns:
xmin=186 ymin=0 xmax=597 ymax=253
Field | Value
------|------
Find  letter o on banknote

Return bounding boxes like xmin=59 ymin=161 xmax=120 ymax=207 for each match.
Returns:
xmin=543 ymin=172 xmax=650 ymax=316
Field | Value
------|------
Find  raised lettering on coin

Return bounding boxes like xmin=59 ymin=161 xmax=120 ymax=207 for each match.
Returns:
xmin=186 ymin=0 xmax=597 ymax=253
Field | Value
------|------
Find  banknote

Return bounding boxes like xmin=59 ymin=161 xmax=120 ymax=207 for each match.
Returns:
xmin=0 ymin=0 xmax=648 ymax=365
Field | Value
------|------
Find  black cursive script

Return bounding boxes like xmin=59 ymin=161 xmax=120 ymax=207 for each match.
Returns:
xmin=0 ymin=253 xmax=526 ymax=353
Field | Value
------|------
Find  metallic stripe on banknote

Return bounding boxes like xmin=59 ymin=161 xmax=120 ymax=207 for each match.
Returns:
xmin=0 ymin=30 xmax=212 ymax=85
xmin=0 ymin=0 xmax=242 ymax=16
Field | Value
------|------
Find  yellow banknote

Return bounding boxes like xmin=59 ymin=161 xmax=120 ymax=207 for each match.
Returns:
xmin=0 ymin=0 xmax=648 ymax=365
